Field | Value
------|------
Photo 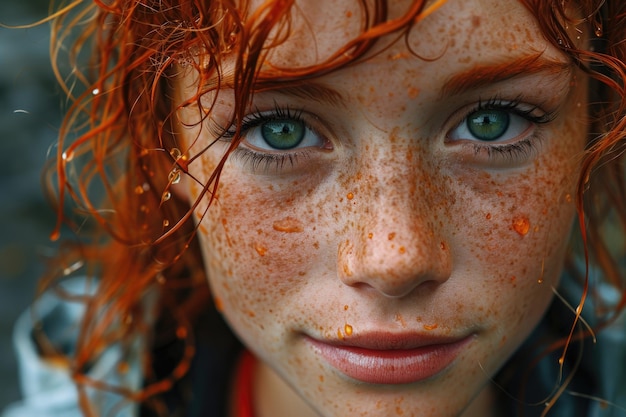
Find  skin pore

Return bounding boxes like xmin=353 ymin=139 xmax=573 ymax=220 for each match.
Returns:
xmin=175 ymin=0 xmax=589 ymax=416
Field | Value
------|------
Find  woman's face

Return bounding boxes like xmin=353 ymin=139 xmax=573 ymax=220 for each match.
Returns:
xmin=177 ymin=0 xmax=588 ymax=415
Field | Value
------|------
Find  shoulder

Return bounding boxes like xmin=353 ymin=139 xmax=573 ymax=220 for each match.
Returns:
xmin=1 ymin=277 xmax=144 ymax=417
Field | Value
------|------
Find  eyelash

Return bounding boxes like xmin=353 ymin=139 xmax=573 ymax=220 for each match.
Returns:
xmin=460 ymin=98 xmax=556 ymax=161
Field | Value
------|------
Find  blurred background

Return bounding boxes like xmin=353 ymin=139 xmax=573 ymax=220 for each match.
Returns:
xmin=0 ymin=0 xmax=63 ymax=408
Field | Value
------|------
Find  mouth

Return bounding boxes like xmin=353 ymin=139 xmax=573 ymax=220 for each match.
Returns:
xmin=305 ymin=331 xmax=475 ymax=385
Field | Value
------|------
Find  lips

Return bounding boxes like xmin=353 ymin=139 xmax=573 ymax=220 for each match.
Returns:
xmin=306 ymin=331 xmax=474 ymax=385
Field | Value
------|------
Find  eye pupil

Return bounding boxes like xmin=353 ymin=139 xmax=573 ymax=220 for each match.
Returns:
xmin=261 ymin=120 xmax=305 ymax=149
xmin=467 ymin=110 xmax=510 ymax=141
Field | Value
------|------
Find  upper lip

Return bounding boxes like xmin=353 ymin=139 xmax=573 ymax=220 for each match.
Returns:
xmin=308 ymin=331 xmax=470 ymax=350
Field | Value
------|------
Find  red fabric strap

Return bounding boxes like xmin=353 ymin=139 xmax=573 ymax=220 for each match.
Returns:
xmin=234 ymin=351 xmax=256 ymax=417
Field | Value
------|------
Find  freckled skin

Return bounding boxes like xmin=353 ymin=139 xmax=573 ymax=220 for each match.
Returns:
xmin=176 ymin=0 xmax=588 ymax=416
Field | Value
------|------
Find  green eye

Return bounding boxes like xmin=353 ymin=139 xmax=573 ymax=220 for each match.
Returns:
xmin=261 ymin=120 xmax=305 ymax=150
xmin=466 ymin=110 xmax=510 ymax=141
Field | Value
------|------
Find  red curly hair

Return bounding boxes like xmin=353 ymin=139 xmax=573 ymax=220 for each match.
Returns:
xmin=39 ymin=0 xmax=625 ymax=415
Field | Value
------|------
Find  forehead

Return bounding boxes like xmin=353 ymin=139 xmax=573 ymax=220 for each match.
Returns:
xmin=243 ymin=0 xmax=557 ymax=70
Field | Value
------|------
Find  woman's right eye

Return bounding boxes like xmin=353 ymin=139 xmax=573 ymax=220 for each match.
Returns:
xmin=246 ymin=118 xmax=323 ymax=151
xmin=225 ymin=108 xmax=330 ymax=153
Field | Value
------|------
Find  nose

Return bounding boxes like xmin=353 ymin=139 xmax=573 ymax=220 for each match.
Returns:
xmin=337 ymin=160 xmax=452 ymax=299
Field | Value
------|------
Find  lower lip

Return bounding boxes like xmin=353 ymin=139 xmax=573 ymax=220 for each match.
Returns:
xmin=307 ymin=336 xmax=472 ymax=385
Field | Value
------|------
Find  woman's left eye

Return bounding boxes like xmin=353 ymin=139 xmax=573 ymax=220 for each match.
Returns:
xmin=449 ymin=108 xmax=533 ymax=143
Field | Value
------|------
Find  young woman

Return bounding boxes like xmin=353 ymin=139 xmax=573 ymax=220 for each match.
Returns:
xmin=3 ymin=0 xmax=625 ymax=416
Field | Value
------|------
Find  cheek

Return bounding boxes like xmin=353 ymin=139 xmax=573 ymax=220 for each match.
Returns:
xmin=191 ymin=164 xmax=330 ymax=337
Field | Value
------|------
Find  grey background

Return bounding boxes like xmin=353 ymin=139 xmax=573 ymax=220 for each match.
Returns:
xmin=0 ymin=0 xmax=63 ymax=408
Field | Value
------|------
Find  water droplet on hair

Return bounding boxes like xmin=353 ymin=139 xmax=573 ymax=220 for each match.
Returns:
xmin=512 ymin=216 xmax=530 ymax=236
xmin=156 ymin=274 xmax=166 ymax=284
xmin=92 ymin=88 xmax=100 ymax=95
xmin=162 ymin=219 xmax=170 ymax=227
xmin=344 ymin=324 xmax=353 ymax=336
xmin=161 ymin=191 xmax=171 ymax=203
xmin=62 ymin=151 xmax=74 ymax=162
xmin=170 ymin=148 xmax=182 ymax=160
xmin=62 ymin=260 xmax=84 ymax=276
xmin=595 ymin=26 xmax=603 ymax=37
xmin=168 ymin=169 xmax=181 ymax=184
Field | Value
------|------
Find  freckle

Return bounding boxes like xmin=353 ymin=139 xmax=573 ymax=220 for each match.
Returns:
xmin=368 ymin=232 xmax=373 ymax=239
xmin=512 ymin=216 xmax=530 ymax=236
xmin=198 ymin=223 xmax=209 ymax=235
xmin=254 ymin=243 xmax=268 ymax=256
xmin=423 ymin=323 xmax=438 ymax=331
xmin=407 ymin=87 xmax=420 ymax=99
xmin=345 ymin=10 xmax=352 ymax=17
xmin=440 ymin=241 xmax=446 ymax=251
xmin=346 ymin=192 xmax=354 ymax=200
xmin=343 ymin=262 xmax=353 ymax=277
xmin=273 ymin=217 xmax=304 ymax=233
xmin=344 ymin=305 xmax=349 ymax=311
xmin=398 ymin=246 xmax=406 ymax=254
xmin=319 ymin=375 xmax=324 ymax=382
xmin=485 ymin=212 xmax=492 ymax=220
xmin=388 ymin=232 xmax=396 ymax=240
xmin=344 ymin=324 xmax=353 ymax=336
xmin=298 ymin=271 xmax=306 ymax=276
xmin=246 ymin=310 xmax=256 ymax=318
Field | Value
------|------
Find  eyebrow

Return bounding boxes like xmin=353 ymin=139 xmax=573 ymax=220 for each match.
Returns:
xmin=441 ymin=54 xmax=571 ymax=96
xmin=254 ymin=82 xmax=346 ymax=107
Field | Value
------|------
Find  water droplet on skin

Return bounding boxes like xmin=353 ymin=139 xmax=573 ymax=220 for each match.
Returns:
xmin=344 ymin=324 xmax=353 ymax=336
xmin=135 ymin=185 xmax=145 ymax=195
xmin=273 ymin=217 xmax=303 ymax=233
xmin=512 ymin=216 xmax=530 ymax=236
xmin=485 ymin=213 xmax=492 ymax=220
xmin=168 ymin=169 xmax=181 ymax=184
xmin=346 ymin=192 xmax=354 ymax=200
xmin=565 ymin=194 xmax=572 ymax=203
xmin=423 ymin=323 xmax=438 ymax=331
xmin=161 ymin=191 xmax=172 ymax=203
xmin=254 ymin=243 xmax=268 ymax=256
